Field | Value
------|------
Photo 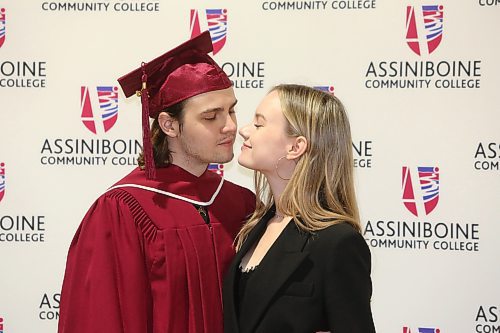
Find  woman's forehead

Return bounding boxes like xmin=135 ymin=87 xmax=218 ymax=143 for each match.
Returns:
xmin=255 ymin=91 xmax=282 ymax=119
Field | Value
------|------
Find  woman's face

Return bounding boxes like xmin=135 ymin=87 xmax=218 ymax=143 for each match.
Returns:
xmin=238 ymin=91 xmax=294 ymax=175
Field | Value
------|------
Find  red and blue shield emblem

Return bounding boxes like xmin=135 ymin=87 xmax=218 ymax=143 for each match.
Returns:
xmin=314 ymin=85 xmax=335 ymax=95
xmin=208 ymin=163 xmax=224 ymax=176
xmin=406 ymin=5 xmax=443 ymax=56
xmin=0 ymin=162 xmax=5 ymax=203
xmin=402 ymin=166 xmax=440 ymax=217
xmin=0 ymin=8 xmax=6 ymax=48
xmin=190 ymin=9 xmax=227 ymax=55
xmin=404 ymin=328 xmax=441 ymax=333
xmin=80 ymin=86 xmax=119 ymax=134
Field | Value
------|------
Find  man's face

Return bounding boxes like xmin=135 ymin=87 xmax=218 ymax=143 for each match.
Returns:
xmin=172 ymin=87 xmax=238 ymax=168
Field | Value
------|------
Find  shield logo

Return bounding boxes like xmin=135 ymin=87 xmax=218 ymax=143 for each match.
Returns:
xmin=404 ymin=328 xmax=440 ymax=333
xmin=314 ymin=85 xmax=335 ymax=95
xmin=0 ymin=162 xmax=5 ymax=203
xmin=402 ymin=166 xmax=439 ymax=217
xmin=97 ymin=86 xmax=119 ymax=132
xmin=80 ymin=86 xmax=119 ymax=134
xmin=0 ymin=8 xmax=6 ymax=48
xmin=406 ymin=5 xmax=443 ymax=56
xmin=417 ymin=166 xmax=439 ymax=215
xmin=208 ymin=163 xmax=224 ymax=176
xmin=190 ymin=9 xmax=227 ymax=55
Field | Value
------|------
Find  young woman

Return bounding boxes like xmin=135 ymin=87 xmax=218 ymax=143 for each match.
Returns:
xmin=223 ymin=84 xmax=376 ymax=333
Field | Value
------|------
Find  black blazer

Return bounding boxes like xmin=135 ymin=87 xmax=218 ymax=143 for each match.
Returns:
xmin=223 ymin=210 xmax=376 ymax=333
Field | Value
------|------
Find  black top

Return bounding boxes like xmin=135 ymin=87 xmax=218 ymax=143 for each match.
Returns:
xmin=223 ymin=208 xmax=376 ymax=333
xmin=235 ymin=210 xmax=279 ymax=322
xmin=236 ymin=267 xmax=257 ymax=320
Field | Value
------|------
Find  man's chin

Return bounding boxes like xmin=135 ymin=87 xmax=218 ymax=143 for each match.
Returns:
xmin=212 ymin=153 xmax=234 ymax=164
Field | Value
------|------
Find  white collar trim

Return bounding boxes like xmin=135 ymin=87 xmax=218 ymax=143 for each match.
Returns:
xmin=106 ymin=176 xmax=224 ymax=206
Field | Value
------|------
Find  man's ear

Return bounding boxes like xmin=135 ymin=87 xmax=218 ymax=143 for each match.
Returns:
xmin=286 ymin=136 xmax=307 ymax=160
xmin=158 ymin=112 xmax=179 ymax=138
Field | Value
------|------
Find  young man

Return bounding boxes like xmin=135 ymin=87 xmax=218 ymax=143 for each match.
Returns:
xmin=58 ymin=32 xmax=255 ymax=333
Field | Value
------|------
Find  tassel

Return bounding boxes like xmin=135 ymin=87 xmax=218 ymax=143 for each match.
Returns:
xmin=139 ymin=63 xmax=156 ymax=180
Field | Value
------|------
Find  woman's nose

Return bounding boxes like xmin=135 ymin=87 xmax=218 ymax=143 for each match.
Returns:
xmin=239 ymin=123 xmax=251 ymax=140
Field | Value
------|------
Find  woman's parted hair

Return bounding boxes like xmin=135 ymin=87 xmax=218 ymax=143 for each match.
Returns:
xmin=137 ymin=101 xmax=185 ymax=169
xmin=235 ymin=84 xmax=361 ymax=250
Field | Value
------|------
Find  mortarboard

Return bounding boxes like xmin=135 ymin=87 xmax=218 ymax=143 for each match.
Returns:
xmin=117 ymin=31 xmax=232 ymax=179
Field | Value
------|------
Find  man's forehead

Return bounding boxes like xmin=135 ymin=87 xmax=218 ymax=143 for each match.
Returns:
xmin=184 ymin=88 xmax=237 ymax=111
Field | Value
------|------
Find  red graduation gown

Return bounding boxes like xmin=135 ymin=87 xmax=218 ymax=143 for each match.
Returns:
xmin=58 ymin=165 xmax=255 ymax=333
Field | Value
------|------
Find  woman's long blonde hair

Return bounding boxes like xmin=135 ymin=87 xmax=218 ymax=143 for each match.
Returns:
xmin=235 ymin=84 xmax=361 ymax=251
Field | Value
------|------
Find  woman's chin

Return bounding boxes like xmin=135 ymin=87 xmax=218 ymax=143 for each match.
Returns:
xmin=237 ymin=157 xmax=255 ymax=170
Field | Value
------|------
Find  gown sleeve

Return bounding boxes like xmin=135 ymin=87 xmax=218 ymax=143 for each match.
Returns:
xmin=58 ymin=192 xmax=151 ymax=333
xmin=324 ymin=227 xmax=376 ymax=333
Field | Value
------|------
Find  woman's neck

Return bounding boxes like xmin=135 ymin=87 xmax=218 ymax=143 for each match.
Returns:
xmin=265 ymin=174 xmax=289 ymax=217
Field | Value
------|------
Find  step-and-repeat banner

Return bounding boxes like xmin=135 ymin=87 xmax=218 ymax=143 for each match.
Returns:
xmin=0 ymin=1 xmax=498 ymax=332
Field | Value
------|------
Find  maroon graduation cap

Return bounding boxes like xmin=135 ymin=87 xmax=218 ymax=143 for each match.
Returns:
xmin=117 ymin=31 xmax=232 ymax=179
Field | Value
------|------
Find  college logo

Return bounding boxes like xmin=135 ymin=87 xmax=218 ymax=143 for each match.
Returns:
xmin=365 ymin=164 xmax=479 ymax=252
xmin=208 ymin=163 xmax=224 ymax=176
xmin=41 ymin=2 xmax=160 ymax=12
xmin=0 ymin=8 xmax=6 ymax=48
xmin=353 ymin=140 xmax=373 ymax=168
xmin=190 ymin=9 xmax=227 ymax=55
xmin=402 ymin=166 xmax=439 ymax=217
xmin=403 ymin=327 xmax=441 ymax=333
xmin=365 ymin=4 xmax=479 ymax=89
xmin=474 ymin=142 xmax=499 ymax=171
xmin=479 ymin=0 xmax=500 ymax=6
xmin=41 ymin=84 xmax=139 ymax=167
xmin=39 ymin=292 xmax=60 ymax=320
xmin=475 ymin=305 xmax=499 ymax=333
xmin=261 ymin=1 xmax=376 ymax=10
xmin=314 ymin=85 xmax=335 ymax=95
xmin=80 ymin=86 xmax=119 ymax=134
xmin=406 ymin=5 xmax=444 ymax=56
xmin=0 ymin=163 xmax=5 ymax=203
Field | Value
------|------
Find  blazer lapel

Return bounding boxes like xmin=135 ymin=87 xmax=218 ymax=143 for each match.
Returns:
xmin=239 ymin=219 xmax=310 ymax=333
xmin=223 ymin=209 xmax=273 ymax=333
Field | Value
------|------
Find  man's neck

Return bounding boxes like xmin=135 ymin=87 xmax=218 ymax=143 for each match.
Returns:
xmin=170 ymin=158 xmax=208 ymax=177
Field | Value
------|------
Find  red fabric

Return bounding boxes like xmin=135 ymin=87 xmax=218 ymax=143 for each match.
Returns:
xmin=140 ymin=72 xmax=155 ymax=180
xmin=147 ymin=59 xmax=232 ymax=117
xmin=116 ymin=31 xmax=232 ymax=180
xmin=118 ymin=31 xmax=213 ymax=99
xmin=58 ymin=165 xmax=255 ymax=333
xmin=117 ymin=31 xmax=232 ymax=118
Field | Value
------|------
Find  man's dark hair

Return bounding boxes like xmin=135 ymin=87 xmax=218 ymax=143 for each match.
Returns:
xmin=137 ymin=100 xmax=185 ymax=169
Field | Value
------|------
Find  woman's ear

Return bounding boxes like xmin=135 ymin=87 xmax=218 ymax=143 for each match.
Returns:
xmin=158 ymin=112 xmax=179 ymax=138
xmin=286 ymin=136 xmax=307 ymax=160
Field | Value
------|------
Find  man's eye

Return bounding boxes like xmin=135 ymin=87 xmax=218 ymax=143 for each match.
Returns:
xmin=204 ymin=114 xmax=216 ymax=120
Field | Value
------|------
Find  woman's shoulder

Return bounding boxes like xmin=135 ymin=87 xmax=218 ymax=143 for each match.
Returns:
xmin=308 ymin=221 xmax=367 ymax=252
xmin=314 ymin=221 xmax=361 ymax=238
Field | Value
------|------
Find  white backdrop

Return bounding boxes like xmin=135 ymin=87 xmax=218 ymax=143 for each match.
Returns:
xmin=0 ymin=1 xmax=499 ymax=332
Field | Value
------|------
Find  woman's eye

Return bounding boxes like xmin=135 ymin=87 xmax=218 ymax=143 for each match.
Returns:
xmin=254 ymin=124 xmax=263 ymax=128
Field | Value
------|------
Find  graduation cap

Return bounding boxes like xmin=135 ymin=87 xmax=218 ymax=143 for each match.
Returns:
xmin=117 ymin=31 xmax=232 ymax=179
